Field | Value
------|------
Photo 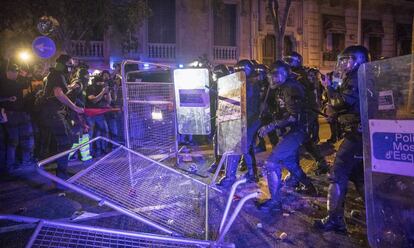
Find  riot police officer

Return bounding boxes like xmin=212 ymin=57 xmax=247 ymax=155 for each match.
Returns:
xmin=39 ymin=54 xmax=84 ymax=179
xmin=284 ymin=52 xmax=329 ymax=176
xmin=218 ymin=60 xmax=261 ymax=186
xmin=0 ymin=63 xmax=35 ymax=169
xmin=314 ymin=45 xmax=370 ymax=233
xmin=255 ymin=63 xmax=279 ymax=152
xmin=258 ymin=60 xmax=317 ymax=212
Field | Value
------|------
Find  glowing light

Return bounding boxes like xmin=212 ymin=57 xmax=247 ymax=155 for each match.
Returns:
xmin=143 ymin=63 xmax=150 ymax=69
xmin=178 ymin=64 xmax=184 ymax=68
xmin=152 ymin=108 xmax=163 ymax=120
xmin=18 ymin=51 xmax=31 ymax=62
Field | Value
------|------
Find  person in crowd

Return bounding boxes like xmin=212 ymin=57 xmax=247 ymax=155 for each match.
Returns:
xmin=314 ymin=45 xmax=370 ymax=233
xmin=67 ymin=68 xmax=92 ymax=162
xmin=85 ymin=73 xmax=111 ymax=156
xmin=257 ymin=60 xmax=317 ymax=212
xmin=101 ymin=70 xmax=119 ymax=144
xmin=111 ymin=64 xmax=124 ymax=144
xmin=38 ymin=54 xmax=84 ymax=179
xmin=0 ymin=62 xmax=35 ymax=169
xmin=284 ymin=52 xmax=329 ymax=177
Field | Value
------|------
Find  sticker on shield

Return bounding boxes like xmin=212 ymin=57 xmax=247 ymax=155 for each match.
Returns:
xmin=369 ymin=119 xmax=414 ymax=177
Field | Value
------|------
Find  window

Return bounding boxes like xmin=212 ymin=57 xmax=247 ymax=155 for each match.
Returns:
xmin=262 ymin=34 xmax=276 ymax=66
xmin=284 ymin=36 xmax=295 ymax=56
xmin=148 ymin=0 xmax=176 ymax=43
xmin=214 ymin=4 xmax=237 ymax=46
xmin=363 ymin=20 xmax=384 ymax=60
xmin=369 ymin=37 xmax=382 ymax=60
xmin=396 ymin=23 xmax=412 ymax=56
xmin=322 ymin=15 xmax=346 ymax=61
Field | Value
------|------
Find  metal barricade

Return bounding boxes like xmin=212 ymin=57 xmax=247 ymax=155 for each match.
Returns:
xmin=121 ymin=60 xmax=177 ymax=161
xmin=0 ymin=215 xmax=235 ymax=248
xmin=36 ymin=137 xmax=258 ymax=242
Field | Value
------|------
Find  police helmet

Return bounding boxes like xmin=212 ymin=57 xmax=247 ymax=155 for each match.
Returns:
xmin=283 ymin=51 xmax=303 ymax=68
xmin=336 ymin=45 xmax=370 ymax=74
xmin=234 ymin=59 xmax=256 ymax=77
xmin=212 ymin=64 xmax=230 ymax=81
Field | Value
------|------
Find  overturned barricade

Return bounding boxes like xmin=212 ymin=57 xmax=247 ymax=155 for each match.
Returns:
xmin=36 ymin=137 xmax=257 ymax=245
xmin=0 ymin=215 xmax=235 ymax=248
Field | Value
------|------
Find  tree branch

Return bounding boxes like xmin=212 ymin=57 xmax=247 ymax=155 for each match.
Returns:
xmin=280 ymin=0 xmax=292 ymax=38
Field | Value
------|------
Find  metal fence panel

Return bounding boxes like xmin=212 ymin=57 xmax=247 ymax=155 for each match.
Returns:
xmin=122 ymin=61 xmax=177 ymax=161
xmin=0 ymin=215 xmax=234 ymax=248
xmin=359 ymin=54 xmax=414 ymax=247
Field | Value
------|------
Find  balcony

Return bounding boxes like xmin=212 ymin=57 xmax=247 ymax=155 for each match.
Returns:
xmin=147 ymin=43 xmax=176 ymax=60
xmin=71 ymin=40 xmax=104 ymax=59
xmin=213 ymin=46 xmax=237 ymax=62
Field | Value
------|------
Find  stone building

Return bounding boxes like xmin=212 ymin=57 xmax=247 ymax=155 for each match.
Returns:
xmin=72 ymin=0 xmax=413 ymax=71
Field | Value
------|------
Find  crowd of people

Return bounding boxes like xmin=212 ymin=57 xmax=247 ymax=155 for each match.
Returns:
xmin=0 ymin=54 xmax=123 ymax=179
xmin=0 ymin=44 xmax=369 ymax=234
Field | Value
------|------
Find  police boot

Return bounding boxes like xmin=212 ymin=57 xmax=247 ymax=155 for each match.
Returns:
xmin=294 ymin=171 xmax=318 ymax=196
xmin=314 ymin=183 xmax=347 ymax=233
xmin=258 ymin=163 xmax=282 ymax=212
xmin=314 ymin=159 xmax=329 ymax=175
xmin=243 ymin=152 xmax=259 ymax=183
xmin=283 ymin=172 xmax=300 ymax=188
xmin=244 ymin=163 xmax=259 ymax=183
xmin=217 ymin=155 xmax=239 ymax=188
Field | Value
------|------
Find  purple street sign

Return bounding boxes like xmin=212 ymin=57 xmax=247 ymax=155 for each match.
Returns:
xmin=32 ymin=36 xmax=56 ymax=59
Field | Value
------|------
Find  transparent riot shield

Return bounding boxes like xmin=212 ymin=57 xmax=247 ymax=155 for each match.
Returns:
xmin=359 ymin=54 xmax=414 ymax=247
xmin=216 ymin=72 xmax=247 ymax=155
xmin=173 ymin=68 xmax=211 ymax=135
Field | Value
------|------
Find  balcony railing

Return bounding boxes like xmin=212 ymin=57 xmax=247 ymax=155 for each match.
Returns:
xmin=213 ymin=46 xmax=237 ymax=61
xmin=148 ymin=43 xmax=176 ymax=60
xmin=71 ymin=40 xmax=104 ymax=58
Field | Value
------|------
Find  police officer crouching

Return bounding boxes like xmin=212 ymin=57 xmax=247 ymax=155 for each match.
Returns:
xmin=314 ymin=45 xmax=370 ymax=233
xmin=258 ymin=60 xmax=317 ymax=212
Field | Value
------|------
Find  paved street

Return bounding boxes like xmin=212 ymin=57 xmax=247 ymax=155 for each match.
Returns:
xmin=0 ymin=119 xmax=368 ymax=248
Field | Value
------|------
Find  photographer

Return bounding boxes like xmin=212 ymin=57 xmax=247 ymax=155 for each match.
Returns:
xmin=85 ymin=73 xmax=110 ymax=156
xmin=101 ymin=70 xmax=119 ymax=143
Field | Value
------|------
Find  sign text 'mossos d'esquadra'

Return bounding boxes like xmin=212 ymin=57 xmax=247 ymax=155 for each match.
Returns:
xmin=373 ymin=132 xmax=414 ymax=164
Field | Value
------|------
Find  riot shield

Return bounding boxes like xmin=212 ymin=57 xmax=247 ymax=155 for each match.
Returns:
xmin=359 ymin=54 xmax=414 ymax=247
xmin=216 ymin=72 xmax=247 ymax=155
xmin=173 ymin=68 xmax=211 ymax=135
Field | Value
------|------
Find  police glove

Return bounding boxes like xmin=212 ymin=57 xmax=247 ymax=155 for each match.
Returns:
xmin=258 ymin=123 xmax=276 ymax=138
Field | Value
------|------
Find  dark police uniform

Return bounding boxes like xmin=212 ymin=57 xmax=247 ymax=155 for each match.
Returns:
xmin=0 ymin=76 xmax=34 ymax=167
xmin=314 ymin=68 xmax=364 ymax=232
xmin=292 ymin=67 xmax=328 ymax=175
xmin=40 ymin=68 xmax=72 ymax=179
xmin=260 ymin=77 xmax=315 ymax=210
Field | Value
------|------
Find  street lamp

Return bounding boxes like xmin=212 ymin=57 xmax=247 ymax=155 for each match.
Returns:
xmin=18 ymin=50 xmax=32 ymax=62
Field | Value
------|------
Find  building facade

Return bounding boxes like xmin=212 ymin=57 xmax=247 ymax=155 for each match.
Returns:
xmin=73 ymin=0 xmax=413 ymax=71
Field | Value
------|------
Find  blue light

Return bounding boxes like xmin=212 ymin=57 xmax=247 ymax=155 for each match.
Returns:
xmin=143 ymin=63 xmax=150 ymax=69
xmin=178 ymin=64 xmax=184 ymax=68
